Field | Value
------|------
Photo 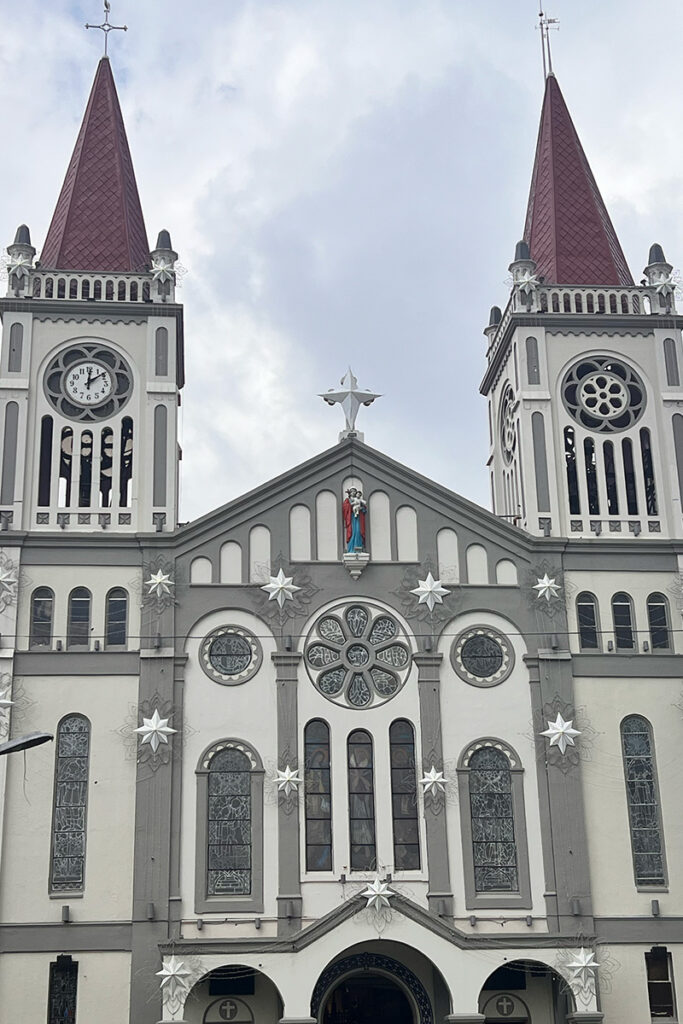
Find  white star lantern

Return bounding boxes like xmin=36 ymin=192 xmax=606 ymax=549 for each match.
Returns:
xmin=420 ymin=766 xmax=447 ymax=796
xmin=135 ymin=709 xmax=177 ymax=753
xmin=8 ymin=252 xmax=31 ymax=280
xmin=361 ymin=877 xmax=394 ymax=910
xmin=0 ymin=566 xmax=17 ymax=603
xmin=146 ymin=570 xmax=174 ymax=599
xmin=156 ymin=955 xmax=191 ymax=996
xmin=275 ymin=765 xmax=302 ymax=796
xmin=566 ymin=948 xmax=599 ymax=988
xmin=261 ymin=568 xmax=300 ymax=609
xmin=516 ymin=269 xmax=539 ymax=297
xmin=151 ymin=256 xmax=175 ymax=284
xmin=410 ymin=572 xmax=450 ymax=612
xmin=0 ymin=686 xmax=14 ymax=710
xmin=319 ymin=367 xmax=381 ymax=434
xmin=540 ymin=712 xmax=581 ymax=755
xmin=533 ymin=573 xmax=561 ymax=602
xmin=655 ymin=275 xmax=676 ymax=299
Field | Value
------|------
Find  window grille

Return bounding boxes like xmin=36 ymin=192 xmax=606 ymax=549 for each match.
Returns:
xmin=612 ymin=592 xmax=635 ymax=650
xmin=469 ymin=746 xmax=519 ymax=892
xmin=48 ymin=955 xmax=78 ymax=1024
xmin=50 ymin=716 xmax=90 ymax=892
xmin=347 ymin=730 xmax=376 ymax=871
xmin=389 ymin=720 xmax=420 ymax=870
xmin=304 ymin=720 xmax=332 ymax=871
xmin=207 ymin=748 xmax=251 ymax=896
xmin=105 ymin=589 xmax=128 ymax=647
xmin=621 ymin=716 xmax=666 ymax=887
xmin=67 ymin=588 xmax=91 ymax=648
xmin=576 ymin=592 xmax=600 ymax=650
xmin=30 ymin=587 xmax=53 ymax=647
xmin=647 ymin=593 xmax=670 ymax=651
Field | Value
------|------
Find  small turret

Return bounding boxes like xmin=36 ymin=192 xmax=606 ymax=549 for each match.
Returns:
xmin=6 ymin=224 xmax=36 ymax=296
xmin=484 ymin=305 xmax=502 ymax=344
xmin=149 ymin=229 xmax=178 ymax=303
xmin=643 ymin=243 xmax=676 ymax=313
xmin=509 ymin=240 xmax=539 ymax=311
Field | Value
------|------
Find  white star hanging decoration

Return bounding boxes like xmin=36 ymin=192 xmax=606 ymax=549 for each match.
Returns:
xmin=0 ymin=566 xmax=17 ymax=601
xmin=261 ymin=568 xmax=300 ymax=609
xmin=533 ymin=573 xmax=561 ymax=602
xmin=156 ymin=955 xmax=191 ymax=994
xmin=540 ymin=712 xmax=581 ymax=755
xmin=275 ymin=765 xmax=302 ymax=796
xmin=146 ymin=570 xmax=174 ymax=599
xmin=361 ymin=877 xmax=394 ymax=911
xmin=420 ymin=766 xmax=447 ymax=796
xmin=0 ymin=686 xmax=14 ymax=710
xmin=655 ymin=275 xmax=676 ymax=298
xmin=516 ymin=269 xmax=539 ymax=297
xmin=135 ymin=709 xmax=177 ymax=753
xmin=151 ymin=256 xmax=175 ymax=284
xmin=566 ymin=948 xmax=599 ymax=988
xmin=410 ymin=572 xmax=450 ymax=612
xmin=8 ymin=252 xmax=31 ymax=280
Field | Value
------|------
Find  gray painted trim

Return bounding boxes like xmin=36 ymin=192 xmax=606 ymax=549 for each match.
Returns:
xmin=566 ymin=1014 xmax=604 ymax=1023
xmin=525 ymin=658 xmax=559 ymax=929
xmin=14 ymin=651 xmax=140 ymax=675
xmin=273 ymin=652 xmax=303 ymax=935
xmin=563 ymin=546 xmax=678 ymax=571
xmin=0 ymin=400 xmax=18 ymax=505
xmin=531 ymin=412 xmax=550 ymax=513
xmin=593 ymin=917 xmax=683 ymax=942
xmin=673 ymin=414 xmax=683 ymax=506
xmin=153 ymin=404 xmax=168 ymax=507
xmin=571 ymin=653 xmax=683 ymax=677
xmin=0 ymin=921 xmax=132 ymax=952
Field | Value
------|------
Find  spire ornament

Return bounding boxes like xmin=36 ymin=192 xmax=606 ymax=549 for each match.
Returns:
xmin=320 ymin=368 xmax=381 ymax=442
xmin=86 ymin=1 xmax=128 ymax=57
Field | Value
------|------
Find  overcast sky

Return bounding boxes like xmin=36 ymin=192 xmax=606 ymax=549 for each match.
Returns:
xmin=1 ymin=0 xmax=681 ymax=522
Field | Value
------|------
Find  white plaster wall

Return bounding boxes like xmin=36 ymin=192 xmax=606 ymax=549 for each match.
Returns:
xmin=0 ymin=951 xmax=131 ymax=1023
xmin=220 ymin=540 xmax=242 ymax=583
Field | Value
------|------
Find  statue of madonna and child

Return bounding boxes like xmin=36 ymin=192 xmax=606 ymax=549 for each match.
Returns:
xmin=342 ymin=487 xmax=367 ymax=552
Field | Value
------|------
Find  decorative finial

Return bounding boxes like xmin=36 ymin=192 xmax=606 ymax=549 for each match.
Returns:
xmin=319 ymin=367 xmax=381 ymax=442
xmin=86 ymin=1 xmax=127 ymax=57
xmin=538 ymin=5 xmax=559 ymax=78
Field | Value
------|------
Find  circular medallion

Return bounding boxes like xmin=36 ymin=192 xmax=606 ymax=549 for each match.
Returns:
xmin=561 ymin=356 xmax=646 ymax=432
xmin=499 ymin=384 xmax=516 ymax=464
xmin=43 ymin=343 xmax=133 ymax=422
xmin=451 ymin=625 xmax=514 ymax=687
xmin=305 ymin=602 xmax=411 ymax=708
xmin=200 ymin=625 xmax=262 ymax=685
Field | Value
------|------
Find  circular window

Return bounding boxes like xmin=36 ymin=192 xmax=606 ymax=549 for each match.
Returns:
xmin=561 ymin=356 xmax=646 ymax=432
xmin=305 ymin=603 xmax=411 ymax=708
xmin=200 ymin=625 xmax=262 ymax=685
xmin=451 ymin=625 xmax=514 ymax=687
xmin=499 ymin=384 xmax=516 ymax=465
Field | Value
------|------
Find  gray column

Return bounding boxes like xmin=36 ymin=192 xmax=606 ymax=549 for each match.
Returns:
xmin=273 ymin=650 xmax=303 ymax=935
xmin=414 ymin=652 xmax=453 ymax=917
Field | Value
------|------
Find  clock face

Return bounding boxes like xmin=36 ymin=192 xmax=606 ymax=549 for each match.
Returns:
xmin=44 ymin=343 xmax=133 ymax=422
xmin=63 ymin=361 xmax=114 ymax=407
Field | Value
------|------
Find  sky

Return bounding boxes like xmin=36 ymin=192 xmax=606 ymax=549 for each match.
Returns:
xmin=1 ymin=0 xmax=682 ymax=522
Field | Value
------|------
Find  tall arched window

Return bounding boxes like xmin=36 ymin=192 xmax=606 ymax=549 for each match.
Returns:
xmin=30 ymin=587 xmax=54 ymax=648
xmin=50 ymin=715 xmax=91 ymax=892
xmin=612 ymin=592 xmax=635 ymax=650
xmin=647 ymin=593 xmax=670 ymax=651
xmin=347 ymin=730 xmax=376 ymax=871
xmin=621 ymin=716 xmax=666 ymax=887
xmin=304 ymin=720 xmax=332 ymax=871
xmin=67 ymin=588 xmax=91 ymax=649
xmin=576 ymin=592 xmax=600 ymax=650
xmin=105 ymin=588 xmax=128 ymax=648
xmin=389 ymin=720 xmax=420 ymax=870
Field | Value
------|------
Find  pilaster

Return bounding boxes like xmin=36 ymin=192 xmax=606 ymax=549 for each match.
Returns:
xmin=272 ymin=650 xmax=303 ymax=935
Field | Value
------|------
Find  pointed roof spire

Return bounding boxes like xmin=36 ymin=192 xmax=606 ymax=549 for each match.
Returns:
xmin=40 ymin=58 xmax=149 ymax=273
xmin=523 ymin=75 xmax=633 ymax=287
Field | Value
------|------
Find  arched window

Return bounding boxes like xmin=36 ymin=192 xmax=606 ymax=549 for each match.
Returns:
xmin=389 ymin=720 xmax=420 ymax=870
xmin=155 ymin=327 xmax=169 ymax=376
xmin=347 ymin=730 xmax=376 ymax=871
xmin=30 ymin=587 xmax=54 ymax=648
xmin=105 ymin=589 xmax=128 ymax=648
xmin=576 ymin=592 xmax=600 ymax=650
xmin=621 ymin=716 xmax=666 ymax=887
xmin=304 ymin=720 xmax=332 ymax=871
xmin=195 ymin=741 xmax=264 ymax=912
xmin=50 ymin=714 xmax=91 ymax=892
xmin=647 ymin=593 xmax=670 ymax=651
xmin=612 ymin=592 xmax=635 ymax=650
xmin=664 ymin=337 xmax=680 ymax=386
xmin=67 ymin=588 xmax=91 ymax=648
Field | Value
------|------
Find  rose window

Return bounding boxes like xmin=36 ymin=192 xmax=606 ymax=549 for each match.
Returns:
xmin=200 ymin=625 xmax=262 ymax=685
xmin=499 ymin=384 xmax=516 ymax=465
xmin=305 ymin=603 xmax=411 ymax=708
xmin=451 ymin=625 xmax=514 ymax=687
xmin=562 ymin=356 xmax=646 ymax=432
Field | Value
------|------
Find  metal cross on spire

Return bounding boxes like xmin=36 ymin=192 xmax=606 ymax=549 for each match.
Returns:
xmin=86 ymin=1 xmax=128 ymax=57
xmin=538 ymin=5 xmax=559 ymax=78
xmin=319 ymin=368 xmax=381 ymax=443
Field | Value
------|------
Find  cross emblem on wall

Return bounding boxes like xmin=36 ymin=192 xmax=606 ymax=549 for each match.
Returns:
xmin=496 ymin=994 xmax=515 ymax=1016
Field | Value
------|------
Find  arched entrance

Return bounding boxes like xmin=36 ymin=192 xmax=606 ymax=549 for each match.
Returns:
xmin=321 ymin=974 xmax=413 ymax=1024
xmin=478 ymin=960 xmax=575 ymax=1023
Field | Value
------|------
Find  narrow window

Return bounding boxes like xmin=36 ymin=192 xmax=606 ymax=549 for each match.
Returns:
xmin=207 ymin=748 xmax=251 ymax=896
xmin=38 ymin=415 xmax=54 ymax=506
xmin=78 ymin=430 xmax=93 ymax=507
xmin=584 ymin=437 xmax=600 ymax=514
xmin=347 ymin=729 xmax=376 ymax=871
xmin=304 ymin=720 xmax=332 ymax=871
xmin=99 ymin=427 xmax=113 ymax=507
xmin=93 ymin=280 xmax=102 ymax=300
xmin=645 ymin=947 xmax=677 ymax=1019
xmin=67 ymin=588 xmax=91 ymax=648
xmin=155 ymin=327 xmax=169 ymax=376
xmin=612 ymin=592 xmax=635 ymax=650
xmin=390 ymin=720 xmax=420 ymax=870
xmin=105 ymin=280 xmax=114 ymax=300
xmin=117 ymin=280 xmax=126 ymax=301
xmin=50 ymin=715 xmax=90 ymax=892
xmin=564 ymin=426 xmax=581 ymax=514
xmin=622 ymin=438 xmax=638 ymax=514
xmin=8 ymin=322 xmax=23 ymax=372
xmin=664 ymin=338 xmax=680 ymax=386
xmin=59 ymin=426 xmax=73 ymax=507
xmin=647 ymin=593 xmax=670 ymax=651
xmin=119 ymin=417 xmax=133 ymax=507
xmin=69 ymin=279 xmax=78 ymax=299
xmin=129 ymin=281 xmax=138 ymax=301
xmin=48 ymin=955 xmax=79 ymax=1024
xmin=30 ymin=587 xmax=54 ymax=648
xmin=469 ymin=746 xmax=518 ymax=892
xmin=576 ymin=592 xmax=600 ymax=650
xmin=640 ymin=428 xmax=658 ymax=515
xmin=105 ymin=588 xmax=128 ymax=648
xmin=153 ymin=405 xmax=167 ymax=506
xmin=81 ymin=280 xmax=89 ymax=300
xmin=0 ymin=401 xmax=19 ymax=505
xmin=603 ymin=441 xmax=619 ymax=515
xmin=621 ymin=716 xmax=666 ymax=887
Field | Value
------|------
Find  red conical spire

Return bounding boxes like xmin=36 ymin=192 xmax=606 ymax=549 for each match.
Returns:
xmin=40 ymin=58 xmax=149 ymax=273
xmin=523 ymin=75 xmax=633 ymax=287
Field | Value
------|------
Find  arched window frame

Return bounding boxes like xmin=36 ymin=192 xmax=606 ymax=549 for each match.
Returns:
xmin=389 ymin=719 xmax=421 ymax=871
xmin=304 ymin=719 xmax=333 ymax=872
xmin=620 ymin=716 xmax=667 ymax=889
xmin=195 ymin=738 xmax=264 ymax=913
xmin=104 ymin=588 xmax=128 ymax=649
xmin=347 ymin=729 xmax=376 ymax=872
xmin=49 ymin=714 xmax=91 ymax=893
xmin=576 ymin=592 xmax=601 ymax=651
xmin=67 ymin=587 xmax=91 ymax=649
xmin=30 ymin=586 xmax=54 ymax=648
xmin=647 ymin=592 xmax=671 ymax=652
xmin=457 ymin=738 xmax=531 ymax=910
xmin=612 ymin=591 xmax=636 ymax=650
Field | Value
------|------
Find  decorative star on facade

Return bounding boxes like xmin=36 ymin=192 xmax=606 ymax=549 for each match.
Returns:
xmin=151 ymin=257 xmax=175 ymax=283
xmin=7 ymin=253 xmax=31 ymax=280
xmin=655 ymin=276 xmax=676 ymax=298
xmin=540 ymin=712 xmax=581 ymax=755
xmin=566 ymin=948 xmax=599 ymax=988
xmin=410 ymin=572 xmax=450 ymax=612
xmin=146 ymin=570 xmax=174 ymax=598
xmin=516 ymin=270 xmax=539 ymax=296
xmin=420 ymin=766 xmax=447 ymax=796
xmin=533 ymin=573 xmax=561 ymax=602
xmin=156 ymin=955 xmax=191 ymax=994
xmin=135 ymin=709 xmax=177 ymax=753
xmin=275 ymin=765 xmax=302 ymax=796
xmin=319 ymin=367 xmax=381 ymax=434
xmin=0 ymin=686 xmax=14 ymax=710
xmin=361 ymin=877 xmax=394 ymax=910
xmin=261 ymin=568 xmax=300 ymax=609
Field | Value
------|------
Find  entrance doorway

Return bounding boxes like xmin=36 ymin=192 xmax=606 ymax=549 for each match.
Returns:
xmin=321 ymin=974 xmax=414 ymax=1024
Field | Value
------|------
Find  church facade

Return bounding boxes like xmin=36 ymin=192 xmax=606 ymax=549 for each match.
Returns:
xmin=0 ymin=52 xmax=681 ymax=1024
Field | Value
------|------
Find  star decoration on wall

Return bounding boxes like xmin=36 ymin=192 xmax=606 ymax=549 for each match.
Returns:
xmin=261 ymin=568 xmax=300 ymax=608
xmin=566 ymin=948 xmax=599 ymax=988
xmin=151 ymin=256 xmax=175 ymax=283
xmin=0 ymin=686 xmax=14 ymax=710
xmin=516 ymin=269 xmax=539 ymax=296
xmin=156 ymin=955 xmax=191 ymax=995
xmin=540 ymin=712 xmax=581 ymax=755
xmin=655 ymin=276 xmax=676 ymax=298
xmin=8 ymin=252 xmax=31 ymax=280
xmin=533 ymin=573 xmax=561 ymax=602
xmin=146 ymin=570 xmax=174 ymax=598
xmin=0 ymin=566 xmax=18 ymax=603
xmin=275 ymin=765 xmax=302 ymax=796
xmin=361 ymin=877 xmax=394 ymax=910
xmin=420 ymin=766 xmax=447 ymax=796
xmin=135 ymin=710 xmax=177 ymax=753
xmin=410 ymin=572 xmax=450 ymax=612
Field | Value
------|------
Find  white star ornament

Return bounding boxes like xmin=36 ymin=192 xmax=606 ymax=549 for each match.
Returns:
xmin=261 ymin=569 xmax=300 ymax=609
xmin=516 ymin=270 xmax=539 ymax=297
xmin=0 ymin=686 xmax=14 ymax=710
xmin=151 ymin=257 xmax=174 ymax=284
xmin=533 ymin=573 xmax=561 ymax=602
xmin=275 ymin=765 xmax=302 ymax=796
xmin=156 ymin=955 xmax=191 ymax=992
xmin=410 ymin=572 xmax=450 ymax=612
xmin=146 ymin=570 xmax=174 ymax=598
xmin=135 ymin=710 xmax=177 ymax=753
xmin=566 ymin=947 xmax=599 ymax=987
xmin=420 ymin=766 xmax=447 ymax=796
xmin=361 ymin=877 xmax=394 ymax=910
xmin=540 ymin=713 xmax=581 ymax=755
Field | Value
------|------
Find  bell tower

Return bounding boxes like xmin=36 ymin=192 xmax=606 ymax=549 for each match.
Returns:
xmin=0 ymin=57 xmax=183 ymax=534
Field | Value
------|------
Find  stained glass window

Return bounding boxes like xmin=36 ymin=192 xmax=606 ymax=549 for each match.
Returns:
xmin=469 ymin=747 xmax=519 ymax=893
xmin=50 ymin=715 xmax=90 ymax=892
xmin=305 ymin=720 xmax=332 ymax=871
xmin=30 ymin=587 xmax=53 ymax=647
xmin=105 ymin=588 xmax=127 ymax=647
xmin=347 ymin=730 xmax=376 ymax=871
xmin=390 ymin=720 xmax=420 ymax=870
xmin=48 ymin=955 xmax=78 ymax=1024
xmin=612 ymin=592 xmax=635 ymax=650
xmin=577 ymin=592 xmax=600 ymax=650
xmin=621 ymin=716 xmax=666 ymax=887
xmin=207 ymin=748 xmax=252 ymax=896
xmin=647 ymin=593 xmax=670 ymax=651
xmin=67 ymin=588 xmax=91 ymax=648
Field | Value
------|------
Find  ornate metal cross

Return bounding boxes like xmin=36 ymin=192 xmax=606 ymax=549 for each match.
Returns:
xmin=319 ymin=367 xmax=381 ymax=442
xmin=86 ymin=1 xmax=127 ymax=56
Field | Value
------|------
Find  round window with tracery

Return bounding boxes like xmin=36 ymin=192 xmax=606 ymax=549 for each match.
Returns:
xmin=451 ymin=625 xmax=514 ymax=687
xmin=305 ymin=602 xmax=411 ymax=708
xmin=200 ymin=625 xmax=262 ymax=685
xmin=499 ymin=384 xmax=516 ymax=465
xmin=562 ymin=356 xmax=646 ymax=432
